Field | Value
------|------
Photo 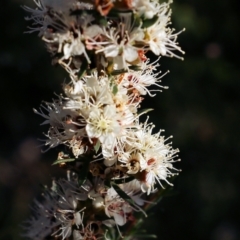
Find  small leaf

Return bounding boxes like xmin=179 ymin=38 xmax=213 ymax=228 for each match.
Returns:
xmin=94 ymin=139 xmax=101 ymax=153
xmin=52 ymin=158 xmax=75 ymax=165
xmin=129 ymin=65 xmax=142 ymax=71
xmin=78 ymin=58 xmax=89 ymax=79
xmin=99 ymin=18 xmax=108 ymax=26
xmin=111 ymin=182 xmax=136 ymax=206
xmin=112 ymin=84 xmax=118 ymax=95
xmin=111 ymin=69 xmax=128 ymax=75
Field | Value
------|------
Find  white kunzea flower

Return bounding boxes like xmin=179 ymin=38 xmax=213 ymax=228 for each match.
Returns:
xmin=104 ymin=187 xmax=132 ymax=226
xmin=122 ymin=58 xmax=168 ymax=96
xmin=24 ymin=0 xmax=97 ymax=79
xmin=86 ymin=104 xmax=121 ymax=147
xmin=132 ymin=0 xmax=162 ymax=19
xmin=51 ymin=179 xmax=88 ymax=239
xmin=62 ymin=31 xmax=90 ymax=63
xmin=104 ymin=180 xmax=145 ymax=226
xmin=34 ymin=98 xmax=87 ymax=153
xmin=118 ymin=122 xmax=180 ymax=194
xmin=24 ymin=0 xmax=93 ymax=33
xmin=23 ymin=178 xmax=89 ymax=240
xmin=91 ymin=14 xmax=144 ymax=70
xmin=22 ymin=192 xmax=60 ymax=239
xmin=144 ymin=2 xmax=184 ymax=58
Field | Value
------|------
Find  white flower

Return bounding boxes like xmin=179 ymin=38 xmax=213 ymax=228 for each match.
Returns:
xmin=104 ymin=187 xmax=132 ymax=226
xmin=86 ymin=105 xmax=121 ymax=146
xmin=119 ymin=122 xmax=180 ymax=194
xmin=34 ymin=98 xmax=87 ymax=154
xmin=90 ymin=14 xmax=144 ymax=70
xmin=104 ymin=180 xmax=145 ymax=226
xmin=23 ymin=178 xmax=89 ymax=240
xmin=132 ymin=0 xmax=162 ymax=19
xmin=62 ymin=31 xmax=90 ymax=63
xmin=22 ymin=192 xmax=60 ymax=239
xmin=51 ymin=179 xmax=89 ymax=239
xmin=144 ymin=2 xmax=185 ymax=59
xmin=122 ymin=58 xmax=169 ymax=96
xmin=23 ymin=0 xmax=93 ymax=33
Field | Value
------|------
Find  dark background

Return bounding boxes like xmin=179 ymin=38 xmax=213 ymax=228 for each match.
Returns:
xmin=0 ymin=0 xmax=239 ymax=239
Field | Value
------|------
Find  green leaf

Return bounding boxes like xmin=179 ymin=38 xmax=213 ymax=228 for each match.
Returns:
xmin=112 ymin=84 xmax=118 ymax=95
xmin=142 ymin=15 xmax=158 ymax=28
xmin=99 ymin=17 xmax=108 ymax=26
xmin=78 ymin=58 xmax=89 ymax=79
xmin=111 ymin=69 xmax=128 ymax=75
xmin=52 ymin=158 xmax=75 ymax=165
xmin=129 ymin=65 xmax=142 ymax=71
xmin=94 ymin=139 xmax=101 ymax=153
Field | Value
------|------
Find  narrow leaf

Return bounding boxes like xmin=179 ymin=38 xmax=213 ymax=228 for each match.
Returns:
xmin=78 ymin=58 xmax=89 ymax=79
xmin=111 ymin=69 xmax=128 ymax=75
xmin=111 ymin=182 xmax=135 ymax=206
xmin=99 ymin=18 xmax=108 ymax=26
xmin=129 ymin=65 xmax=142 ymax=71
xmin=94 ymin=139 xmax=101 ymax=153
xmin=112 ymin=84 xmax=118 ymax=95
xmin=52 ymin=158 xmax=75 ymax=165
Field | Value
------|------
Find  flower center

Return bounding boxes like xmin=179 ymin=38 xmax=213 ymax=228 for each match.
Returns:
xmin=96 ymin=117 xmax=112 ymax=132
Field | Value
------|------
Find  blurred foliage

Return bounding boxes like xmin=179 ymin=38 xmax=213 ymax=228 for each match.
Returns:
xmin=0 ymin=0 xmax=240 ymax=239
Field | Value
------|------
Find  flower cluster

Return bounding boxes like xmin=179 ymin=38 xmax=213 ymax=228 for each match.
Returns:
xmin=23 ymin=0 xmax=183 ymax=239
xmin=23 ymin=174 xmax=145 ymax=239
xmin=24 ymin=0 xmax=184 ymax=78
